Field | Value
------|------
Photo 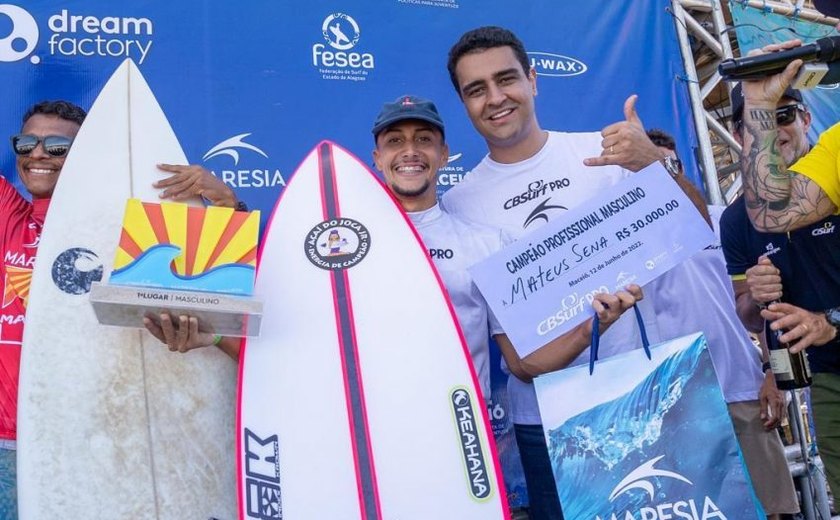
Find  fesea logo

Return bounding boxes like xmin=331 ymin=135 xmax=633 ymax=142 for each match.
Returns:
xmin=203 ymin=133 xmax=286 ymax=190
xmin=596 ymin=456 xmax=728 ymax=520
xmin=527 ymin=51 xmax=587 ymax=77
xmin=312 ymin=12 xmax=374 ymax=82
xmin=0 ymin=5 xmax=154 ymax=65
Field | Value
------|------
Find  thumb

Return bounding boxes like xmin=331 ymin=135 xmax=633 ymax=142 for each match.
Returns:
xmin=624 ymin=94 xmax=643 ymax=127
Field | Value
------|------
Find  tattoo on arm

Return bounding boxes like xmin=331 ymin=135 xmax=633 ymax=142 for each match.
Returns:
xmin=740 ymin=109 xmax=836 ymax=232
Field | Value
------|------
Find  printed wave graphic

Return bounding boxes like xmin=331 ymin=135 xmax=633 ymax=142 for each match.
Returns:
xmin=111 ymin=244 xmax=255 ymax=295
xmin=546 ymin=337 xmax=760 ymax=519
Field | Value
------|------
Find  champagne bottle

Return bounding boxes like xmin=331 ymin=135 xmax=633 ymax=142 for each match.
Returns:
xmin=765 ymin=300 xmax=813 ymax=390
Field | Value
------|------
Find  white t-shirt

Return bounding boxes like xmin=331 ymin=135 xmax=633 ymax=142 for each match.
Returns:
xmin=442 ymin=133 xmax=761 ymax=423
xmin=407 ymin=204 xmax=505 ymax=398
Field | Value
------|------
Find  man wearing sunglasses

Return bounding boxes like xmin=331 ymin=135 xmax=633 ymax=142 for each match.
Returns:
xmin=0 ymin=99 xmax=86 ymax=519
xmin=721 ymin=81 xmax=840 ymax=506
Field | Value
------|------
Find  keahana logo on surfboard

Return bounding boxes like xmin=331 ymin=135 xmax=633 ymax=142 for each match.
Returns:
xmin=312 ymin=12 xmax=374 ymax=82
xmin=305 ymin=218 xmax=370 ymax=271
xmin=203 ymin=133 xmax=286 ymax=190
xmin=0 ymin=5 xmax=154 ymax=65
xmin=449 ymin=387 xmax=493 ymax=501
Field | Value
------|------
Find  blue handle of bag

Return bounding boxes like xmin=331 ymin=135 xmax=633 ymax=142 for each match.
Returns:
xmin=589 ymin=303 xmax=650 ymax=375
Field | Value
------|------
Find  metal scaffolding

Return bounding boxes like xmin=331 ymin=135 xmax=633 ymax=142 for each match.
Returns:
xmin=672 ymin=0 xmax=838 ymax=203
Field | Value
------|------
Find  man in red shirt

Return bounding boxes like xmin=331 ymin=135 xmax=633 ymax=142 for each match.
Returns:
xmin=0 ymin=100 xmax=85 ymax=518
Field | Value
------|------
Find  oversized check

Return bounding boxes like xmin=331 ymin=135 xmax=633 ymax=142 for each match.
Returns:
xmin=469 ymin=165 xmax=716 ymax=357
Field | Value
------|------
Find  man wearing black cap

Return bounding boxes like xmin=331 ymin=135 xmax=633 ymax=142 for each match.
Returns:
xmin=721 ymin=81 xmax=840 ymax=505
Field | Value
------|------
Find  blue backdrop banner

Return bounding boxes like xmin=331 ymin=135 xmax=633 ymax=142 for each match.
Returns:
xmin=0 ymin=0 xmax=699 ymax=508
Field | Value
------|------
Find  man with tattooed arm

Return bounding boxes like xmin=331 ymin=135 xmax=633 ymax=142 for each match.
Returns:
xmin=727 ymin=42 xmax=840 ymax=501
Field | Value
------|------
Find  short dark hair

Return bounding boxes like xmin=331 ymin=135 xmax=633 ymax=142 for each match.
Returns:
xmin=446 ymin=26 xmax=531 ymax=96
xmin=646 ymin=128 xmax=676 ymax=152
xmin=23 ymin=100 xmax=87 ymax=127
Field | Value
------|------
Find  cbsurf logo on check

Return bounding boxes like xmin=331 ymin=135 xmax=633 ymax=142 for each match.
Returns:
xmin=312 ymin=12 xmax=375 ymax=82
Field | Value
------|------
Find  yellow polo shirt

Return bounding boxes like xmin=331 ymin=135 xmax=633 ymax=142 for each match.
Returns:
xmin=790 ymin=122 xmax=840 ymax=208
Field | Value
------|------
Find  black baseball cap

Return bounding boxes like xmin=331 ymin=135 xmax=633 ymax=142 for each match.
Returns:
xmin=372 ymin=95 xmax=445 ymax=139
xmin=731 ymin=83 xmax=804 ymax=126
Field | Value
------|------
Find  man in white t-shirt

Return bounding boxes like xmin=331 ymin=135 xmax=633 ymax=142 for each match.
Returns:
xmin=443 ymin=26 xmax=796 ymax=519
xmin=370 ymin=94 xmax=642 ymax=403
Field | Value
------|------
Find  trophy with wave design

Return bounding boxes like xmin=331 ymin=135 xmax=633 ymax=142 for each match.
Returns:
xmin=89 ymin=199 xmax=262 ymax=337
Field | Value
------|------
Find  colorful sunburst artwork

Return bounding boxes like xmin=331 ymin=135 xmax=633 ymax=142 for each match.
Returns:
xmin=109 ymin=199 xmax=259 ymax=295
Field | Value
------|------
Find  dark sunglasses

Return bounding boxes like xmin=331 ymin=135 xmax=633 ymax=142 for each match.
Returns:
xmin=775 ymin=104 xmax=805 ymax=126
xmin=11 ymin=134 xmax=74 ymax=157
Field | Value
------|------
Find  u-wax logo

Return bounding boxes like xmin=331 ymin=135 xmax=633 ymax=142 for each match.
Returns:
xmin=0 ymin=5 xmax=39 ymax=63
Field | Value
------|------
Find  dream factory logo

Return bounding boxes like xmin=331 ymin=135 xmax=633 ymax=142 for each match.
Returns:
xmin=304 ymin=218 xmax=371 ymax=271
xmin=597 ymin=456 xmax=727 ymax=520
xmin=527 ymin=51 xmax=588 ymax=77
xmin=0 ymin=5 xmax=154 ymax=65
xmin=0 ymin=4 xmax=38 ymax=63
xmin=312 ymin=12 xmax=374 ymax=81
xmin=203 ymin=133 xmax=286 ymax=190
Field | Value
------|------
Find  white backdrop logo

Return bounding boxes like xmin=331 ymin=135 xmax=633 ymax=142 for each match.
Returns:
xmin=527 ymin=51 xmax=587 ymax=77
xmin=203 ymin=133 xmax=285 ymax=190
xmin=0 ymin=4 xmax=39 ymax=63
xmin=321 ymin=13 xmax=359 ymax=51
xmin=312 ymin=12 xmax=374 ymax=82
xmin=0 ymin=6 xmax=154 ymax=65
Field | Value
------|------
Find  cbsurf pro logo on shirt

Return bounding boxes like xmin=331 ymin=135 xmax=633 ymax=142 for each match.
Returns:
xmin=596 ymin=456 xmax=728 ymax=520
xmin=312 ymin=12 xmax=375 ymax=82
xmin=0 ymin=5 xmax=154 ymax=65
xmin=243 ymin=428 xmax=282 ymax=520
xmin=449 ymin=387 xmax=493 ymax=501
xmin=305 ymin=218 xmax=371 ymax=271
xmin=503 ymin=177 xmax=571 ymax=229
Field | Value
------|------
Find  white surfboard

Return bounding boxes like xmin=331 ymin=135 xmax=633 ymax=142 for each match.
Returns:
xmin=237 ymin=142 xmax=509 ymax=520
xmin=17 ymin=59 xmax=237 ymax=519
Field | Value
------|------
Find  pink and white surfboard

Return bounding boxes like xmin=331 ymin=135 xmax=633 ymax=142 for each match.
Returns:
xmin=237 ymin=141 xmax=508 ymax=520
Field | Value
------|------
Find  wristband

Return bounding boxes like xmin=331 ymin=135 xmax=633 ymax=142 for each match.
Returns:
xmin=213 ymin=334 xmax=223 ymax=346
xmin=761 ymin=361 xmax=772 ymax=373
